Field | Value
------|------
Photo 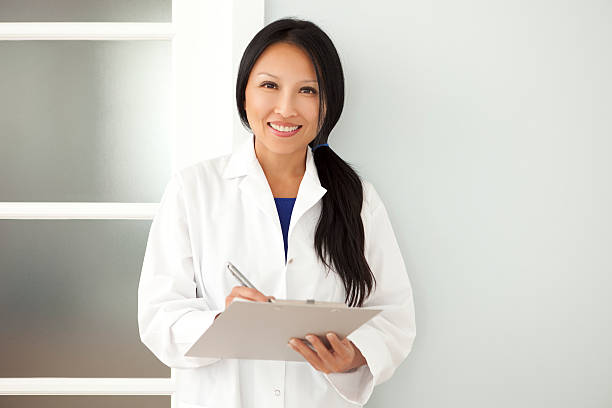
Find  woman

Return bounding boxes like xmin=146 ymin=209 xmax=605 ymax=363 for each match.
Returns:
xmin=138 ymin=17 xmax=416 ymax=408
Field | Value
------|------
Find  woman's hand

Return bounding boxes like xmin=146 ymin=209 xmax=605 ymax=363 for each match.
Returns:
xmin=215 ymin=286 xmax=275 ymax=320
xmin=288 ymin=332 xmax=367 ymax=374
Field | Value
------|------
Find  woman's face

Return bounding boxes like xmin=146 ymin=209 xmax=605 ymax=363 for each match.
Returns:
xmin=244 ymin=42 xmax=321 ymax=156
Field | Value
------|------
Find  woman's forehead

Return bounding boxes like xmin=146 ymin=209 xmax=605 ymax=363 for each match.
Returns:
xmin=252 ymin=43 xmax=317 ymax=80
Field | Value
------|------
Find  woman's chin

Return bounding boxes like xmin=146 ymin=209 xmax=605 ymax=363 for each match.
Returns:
xmin=256 ymin=137 xmax=309 ymax=155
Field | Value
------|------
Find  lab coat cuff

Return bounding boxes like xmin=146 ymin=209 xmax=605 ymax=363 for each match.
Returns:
xmin=324 ymin=363 xmax=373 ymax=406
xmin=170 ymin=309 xmax=223 ymax=344
xmin=346 ymin=324 xmax=392 ymax=387
xmin=323 ymin=327 xmax=385 ymax=406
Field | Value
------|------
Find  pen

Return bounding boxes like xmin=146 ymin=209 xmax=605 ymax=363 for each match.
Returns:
xmin=226 ymin=261 xmax=275 ymax=303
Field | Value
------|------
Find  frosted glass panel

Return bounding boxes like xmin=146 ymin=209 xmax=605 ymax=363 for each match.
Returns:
xmin=0 ymin=0 xmax=171 ymax=22
xmin=0 ymin=41 xmax=172 ymax=202
xmin=0 ymin=220 xmax=170 ymax=378
xmin=0 ymin=396 xmax=170 ymax=408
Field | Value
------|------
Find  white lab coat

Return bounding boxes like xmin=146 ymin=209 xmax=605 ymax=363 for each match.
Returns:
xmin=137 ymin=133 xmax=416 ymax=408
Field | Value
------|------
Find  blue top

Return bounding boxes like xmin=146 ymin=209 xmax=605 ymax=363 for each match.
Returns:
xmin=273 ymin=197 xmax=297 ymax=261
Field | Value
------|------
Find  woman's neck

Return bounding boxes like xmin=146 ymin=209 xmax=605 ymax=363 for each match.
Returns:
xmin=254 ymin=138 xmax=306 ymax=197
xmin=254 ymin=138 xmax=307 ymax=180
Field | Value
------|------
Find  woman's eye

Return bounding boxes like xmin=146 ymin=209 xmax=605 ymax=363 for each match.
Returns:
xmin=259 ymin=82 xmax=317 ymax=94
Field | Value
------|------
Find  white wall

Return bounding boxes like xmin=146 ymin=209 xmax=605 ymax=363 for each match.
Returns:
xmin=265 ymin=1 xmax=612 ymax=407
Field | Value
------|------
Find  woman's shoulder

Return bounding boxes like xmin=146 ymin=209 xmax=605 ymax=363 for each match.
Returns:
xmin=360 ymin=178 xmax=385 ymax=216
xmin=169 ymin=152 xmax=232 ymax=192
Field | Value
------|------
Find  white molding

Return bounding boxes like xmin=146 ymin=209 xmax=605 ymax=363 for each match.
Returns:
xmin=0 ymin=22 xmax=174 ymax=40
xmin=171 ymin=0 xmax=234 ymax=172
xmin=232 ymin=0 xmax=265 ymax=151
xmin=0 ymin=378 xmax=174 ymax=395
xmin=0 ymin=203 xmax=158 ymax=220
xmin=0 ymin=1 xmax=265 ymax=404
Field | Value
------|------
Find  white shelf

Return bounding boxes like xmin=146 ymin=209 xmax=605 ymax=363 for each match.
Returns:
xmin=0 ymin=202 xmax=158 ymax=220
xmin=0 ymin=22 xmax=174 ymax=40
xmin=0 ymin=378 xmax=173 ymax=395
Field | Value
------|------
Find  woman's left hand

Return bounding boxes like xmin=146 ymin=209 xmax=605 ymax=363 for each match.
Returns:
xmin=288 ymin=332 xmax=367 ymax=374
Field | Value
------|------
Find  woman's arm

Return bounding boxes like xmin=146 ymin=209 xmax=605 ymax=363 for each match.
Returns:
xmin=138 ymin=174 xmax=224 ymax=368
xmin=323 ymin=181 xmax=417 ymax=405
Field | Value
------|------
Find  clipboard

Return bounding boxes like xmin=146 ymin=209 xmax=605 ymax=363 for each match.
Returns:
xmin=184 ymin=298 xmax=382 ymax=362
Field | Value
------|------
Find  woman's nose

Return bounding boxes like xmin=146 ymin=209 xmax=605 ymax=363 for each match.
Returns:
xmin=274 ymin=91 xmax=298 ymax=117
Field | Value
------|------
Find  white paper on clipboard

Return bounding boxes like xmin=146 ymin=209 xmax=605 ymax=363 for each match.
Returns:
xmin=184 ymin=298 xmax=382 ymax=362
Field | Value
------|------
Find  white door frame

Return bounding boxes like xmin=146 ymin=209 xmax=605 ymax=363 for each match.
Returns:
xmin=0 ymin=1 xmax=264 ymax=406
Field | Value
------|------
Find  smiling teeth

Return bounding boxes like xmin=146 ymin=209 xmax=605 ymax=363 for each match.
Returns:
xmin=269 ymin=123 xmax=299 ymax=132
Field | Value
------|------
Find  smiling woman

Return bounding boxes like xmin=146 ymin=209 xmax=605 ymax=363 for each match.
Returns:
xmin=235 ymin=21 xmax=379 ymax=307
xmin=244 ymin=42 xmax=322 ymax=190
xmin=138 ymin=17 xmax=415 ymax=408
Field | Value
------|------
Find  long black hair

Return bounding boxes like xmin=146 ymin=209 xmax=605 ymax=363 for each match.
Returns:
xmin=235 ymin=17 xmax=376 ymax=307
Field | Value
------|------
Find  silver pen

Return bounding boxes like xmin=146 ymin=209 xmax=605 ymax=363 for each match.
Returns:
xmin=226 ymin=261 xmax=275 ymax=303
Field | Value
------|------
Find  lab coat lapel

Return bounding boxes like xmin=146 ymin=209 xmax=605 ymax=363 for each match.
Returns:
xmin=222 ymin=134 xmax=327 ymax=239
xmin=288 ymin=146 xmax=327 ymax=242
xmin=223 ymin=134 xmax=278 ymax=223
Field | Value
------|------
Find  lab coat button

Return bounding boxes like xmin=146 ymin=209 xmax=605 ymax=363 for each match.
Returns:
xmin=288 ymin=258 xmax=294 ymax=264
xmin=274 ymin=389 xmax=281 ymax=396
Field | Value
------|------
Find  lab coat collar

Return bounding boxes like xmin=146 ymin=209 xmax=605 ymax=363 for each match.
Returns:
xmin=223 ymin=134 xmax=327 ymax=246
xmin=222 ymin=133 xmax=319 ymax=181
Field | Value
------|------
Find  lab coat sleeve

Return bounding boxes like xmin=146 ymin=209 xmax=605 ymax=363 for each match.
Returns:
xmin=323 ymin=183 xmax=417 ymax=406
xmin=138 ymin=174 xmax=224 ymax=368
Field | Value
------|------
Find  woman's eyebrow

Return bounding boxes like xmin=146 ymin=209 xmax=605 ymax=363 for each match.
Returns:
xmin=256 ymin=72 xmax=317 ymax=83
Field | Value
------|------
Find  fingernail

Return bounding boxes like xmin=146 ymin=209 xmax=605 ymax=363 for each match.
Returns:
xmin=306 ymin=335 xmax=314 ymax=341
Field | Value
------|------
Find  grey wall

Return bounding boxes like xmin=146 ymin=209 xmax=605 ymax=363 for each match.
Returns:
xmin=265 ymin=1 xmax=612 ymax=407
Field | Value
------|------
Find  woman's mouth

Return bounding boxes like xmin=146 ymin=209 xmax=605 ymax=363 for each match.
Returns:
xmin=267 ymin=122 xmax=302 ymax=137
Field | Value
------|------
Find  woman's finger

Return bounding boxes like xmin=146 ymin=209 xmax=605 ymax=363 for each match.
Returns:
xmin=289 ymin=338 xmax=326 ymax=372
xmin=230 ymin=286 xmax=271 ymax=301
xmin=325 ymin=332 xmax=352 ymax=360
xmin=226 ymin=286 xmax=273 ymax=308
xmin=305 ymin=334 xmax=337 ymax=372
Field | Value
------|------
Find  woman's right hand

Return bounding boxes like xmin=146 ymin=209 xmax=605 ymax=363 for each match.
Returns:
xmin=215 ymin=286 xmax=275 ymax=320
